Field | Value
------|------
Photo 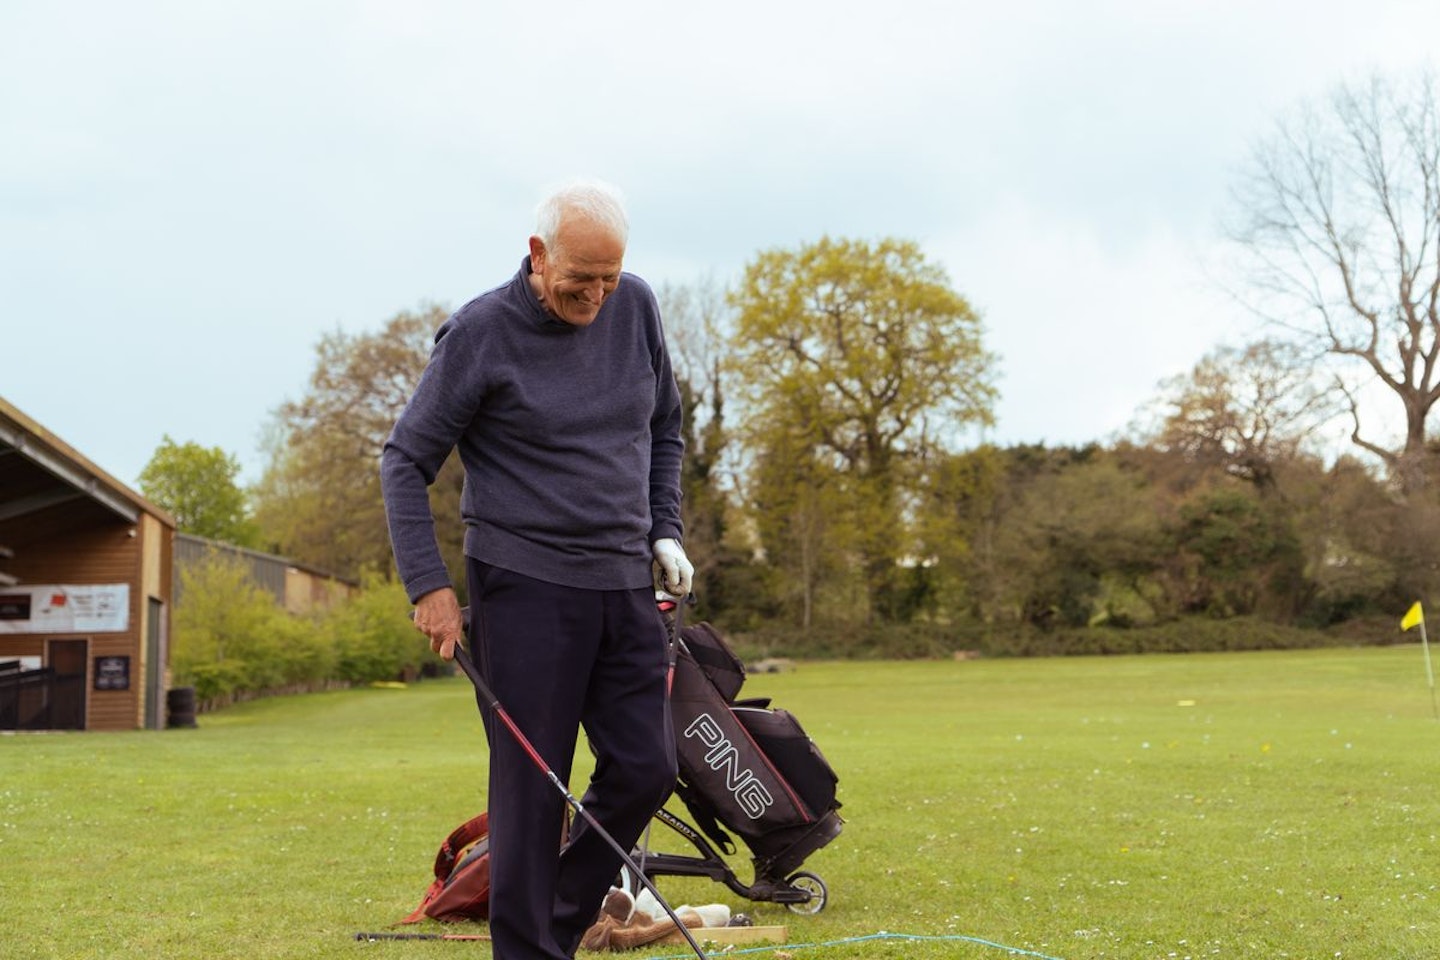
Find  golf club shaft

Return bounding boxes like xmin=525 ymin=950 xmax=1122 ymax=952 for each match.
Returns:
xmin=354 ymin=932 xmax=490 ymax=941
xmin=451 ymin=640 xmax=709 ymax=960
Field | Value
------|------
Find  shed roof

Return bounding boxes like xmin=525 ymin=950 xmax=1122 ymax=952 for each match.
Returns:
xmin=0 ymin=396 xmax=175 ymax=566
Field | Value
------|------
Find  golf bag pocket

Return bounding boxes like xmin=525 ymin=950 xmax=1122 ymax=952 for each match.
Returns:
xmin=679 ymin=621 xmax=746 ymax=702
xmin=732 ymin=706 xmax=839 ymax=820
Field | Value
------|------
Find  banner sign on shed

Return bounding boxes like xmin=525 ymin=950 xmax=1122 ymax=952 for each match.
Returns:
xmin=0 ymin=585 xmax=130 ymax=634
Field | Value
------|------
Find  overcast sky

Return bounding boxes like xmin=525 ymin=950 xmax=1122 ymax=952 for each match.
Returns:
xmin=3 ymin=1 xmax=1437 ymax=488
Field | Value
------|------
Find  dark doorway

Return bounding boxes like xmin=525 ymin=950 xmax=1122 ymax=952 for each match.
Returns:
xmin=145 ymin=598 xmax=164 ymax=730
xmin=47 ymin=638 xmax=87 ymax=730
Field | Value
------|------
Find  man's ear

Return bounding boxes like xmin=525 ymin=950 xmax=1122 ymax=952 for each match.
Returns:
xmin=528 ymin=235 xmax=547 ymax=273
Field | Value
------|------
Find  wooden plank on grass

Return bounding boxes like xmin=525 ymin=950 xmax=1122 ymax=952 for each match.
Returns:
xmin=657 ymin=925 xmax=787 ymax=946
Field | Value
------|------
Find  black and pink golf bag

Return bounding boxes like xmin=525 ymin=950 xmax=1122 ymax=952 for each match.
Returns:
xmin=633 ymin=612 xmax=843 ymax=913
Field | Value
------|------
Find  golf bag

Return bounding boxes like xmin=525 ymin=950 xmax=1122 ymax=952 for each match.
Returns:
xmin=400 ymin=811 xmax=491 ymax=924
xmin=400 ymin=807 xmax=574 ymax=925
xmin=638 ymin=617 xmax=843 ymax=910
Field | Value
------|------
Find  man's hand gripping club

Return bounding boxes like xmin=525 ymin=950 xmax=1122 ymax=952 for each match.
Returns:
xmin=414 ymin=586 xmax=465 ymax=661
xmin=652 ymin=538 xmax=694 ymax=597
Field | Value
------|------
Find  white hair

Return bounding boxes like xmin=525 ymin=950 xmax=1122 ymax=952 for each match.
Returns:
xmin=534 ymin=178 xmax=629 ymax=248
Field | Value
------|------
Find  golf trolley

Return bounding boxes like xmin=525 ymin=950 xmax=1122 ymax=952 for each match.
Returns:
xmin=630 ymin=602 xmax=844 ymax=914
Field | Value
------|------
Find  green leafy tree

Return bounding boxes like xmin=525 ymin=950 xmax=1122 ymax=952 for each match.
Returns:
xmin=917 ymin=444 xmax=1008 ymax=621
xmin=1170 ymin=486 xmax=1307 ymax=619
xmin=994 ymin=448 xmax=1168 ymax=629
xmin=138 ymin=436 xmax=259 ymax=546
xmin=728 ymin=236 xmax=996 ymax=623
xmin=748 ymin=412 xmax=859 ymax=631
xmin=1278 ymin=455 xmax=1402 ymax=623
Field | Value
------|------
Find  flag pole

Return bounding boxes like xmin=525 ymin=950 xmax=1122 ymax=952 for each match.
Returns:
xmin=1421 ymin=619 xmax=1439 ymax=722
xmin=1400 ymin=602 xmax=1435 ymax=720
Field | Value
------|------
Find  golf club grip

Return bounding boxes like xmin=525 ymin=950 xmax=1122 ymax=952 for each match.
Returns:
xmin=450 ymin=641 xmax=496 ymax=708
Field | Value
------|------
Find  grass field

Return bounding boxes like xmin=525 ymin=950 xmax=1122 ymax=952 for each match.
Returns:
xmin=3 ymin=645 xmax=1437 ymax=959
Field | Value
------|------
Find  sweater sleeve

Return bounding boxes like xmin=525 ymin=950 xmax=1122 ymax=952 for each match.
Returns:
xmin=380 ymin=319 xmax=483 ymax=602
xmin=646 ymin=316 xmax=686 ymax=546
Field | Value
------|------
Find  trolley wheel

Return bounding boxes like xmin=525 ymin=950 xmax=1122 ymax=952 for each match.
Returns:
xmin=783 ymin=871 xmax=828 ymax=914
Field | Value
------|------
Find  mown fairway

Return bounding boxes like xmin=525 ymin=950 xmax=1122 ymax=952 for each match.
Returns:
xmin=3 ymin=645 xmax=1436 ymax=959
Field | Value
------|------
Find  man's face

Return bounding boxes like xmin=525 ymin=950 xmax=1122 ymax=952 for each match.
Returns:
xmin=529 ymin=218 xmax=625 ymax=327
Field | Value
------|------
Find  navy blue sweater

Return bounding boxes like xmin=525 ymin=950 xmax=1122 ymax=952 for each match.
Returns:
xmin=380 ymin=258 xmax=684 ymax=599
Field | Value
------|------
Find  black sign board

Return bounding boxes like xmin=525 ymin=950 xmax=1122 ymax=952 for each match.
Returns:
xmin=0 ymin=594 xmax=31 ymax=620
xmin=94 ymin=655 xmax=130 ymax=691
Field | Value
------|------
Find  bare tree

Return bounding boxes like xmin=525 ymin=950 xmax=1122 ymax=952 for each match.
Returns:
xmin=1142 ymin=339 xmax=1339 ymax=492
xmin=656 ymin=278 xmax=737 ymax=609
xmin=1227 ymin=70 xmax=1440 ymax=495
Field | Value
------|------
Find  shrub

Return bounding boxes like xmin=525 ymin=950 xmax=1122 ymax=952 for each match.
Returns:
xmin=172 ymin=553 xmax=305 ymax=703
xmin=173 ymin=559 xmax=443 ymax=707
xmin=319 ymin=574 xmax=439 ymax=682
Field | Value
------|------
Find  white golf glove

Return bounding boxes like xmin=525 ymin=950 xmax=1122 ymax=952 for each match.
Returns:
xmin=652 ymin=538 xmax=694 ymax=598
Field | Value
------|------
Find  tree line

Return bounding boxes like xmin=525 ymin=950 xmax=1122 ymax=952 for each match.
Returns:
xmin=145 ymin=69 xmax=1440 ymax=679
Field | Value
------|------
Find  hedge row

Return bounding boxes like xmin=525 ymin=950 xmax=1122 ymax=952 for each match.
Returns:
xmin=172 ymin=556 xmax=441 ymax=709
xmin=730 ymin=614 xmax=1406 ymax=661
xmin=174 ymin=553 xmax=1410 ymax=709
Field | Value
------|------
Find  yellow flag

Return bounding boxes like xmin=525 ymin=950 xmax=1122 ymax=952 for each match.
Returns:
xmin=1401 ymin=601 xmax=1424 ymax=631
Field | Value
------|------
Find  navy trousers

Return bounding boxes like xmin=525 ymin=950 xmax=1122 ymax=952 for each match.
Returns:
xmin=466 ymin=560 xmax=677 ymax=960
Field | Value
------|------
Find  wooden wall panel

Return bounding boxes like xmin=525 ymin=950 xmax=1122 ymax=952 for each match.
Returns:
xmin=6 ymin=520 xmax=145 ymax=730
xmin=12 ymin=522 xmax=139 ymax=584
xmin=89 ymin=633 xmax=140 ymax=730
xmin=0 ymin=637 xmax=44 ymax=659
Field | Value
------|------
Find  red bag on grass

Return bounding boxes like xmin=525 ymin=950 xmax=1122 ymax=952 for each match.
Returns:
xmin=401 ymin=811 xmax=491 ymax=923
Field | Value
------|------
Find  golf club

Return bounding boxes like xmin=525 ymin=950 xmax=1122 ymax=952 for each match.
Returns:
xmin=354 ymin=931 xmax=490 ymax=941
xmin=450 ymin=618 xmax=710 ymax=960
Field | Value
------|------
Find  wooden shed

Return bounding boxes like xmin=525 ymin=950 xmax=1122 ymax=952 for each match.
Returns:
xmin=173 ymin=532 xmax=359 ymax=614
xmin=1 ymin=396 xmax=176 ymax=731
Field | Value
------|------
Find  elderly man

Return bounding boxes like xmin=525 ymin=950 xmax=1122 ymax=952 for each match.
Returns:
xmin=381 ymin=179 xmax=692 ymax=959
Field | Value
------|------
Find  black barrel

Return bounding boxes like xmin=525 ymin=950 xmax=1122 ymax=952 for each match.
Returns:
xmin=166 ymin=686 xmax=198 ymax=728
